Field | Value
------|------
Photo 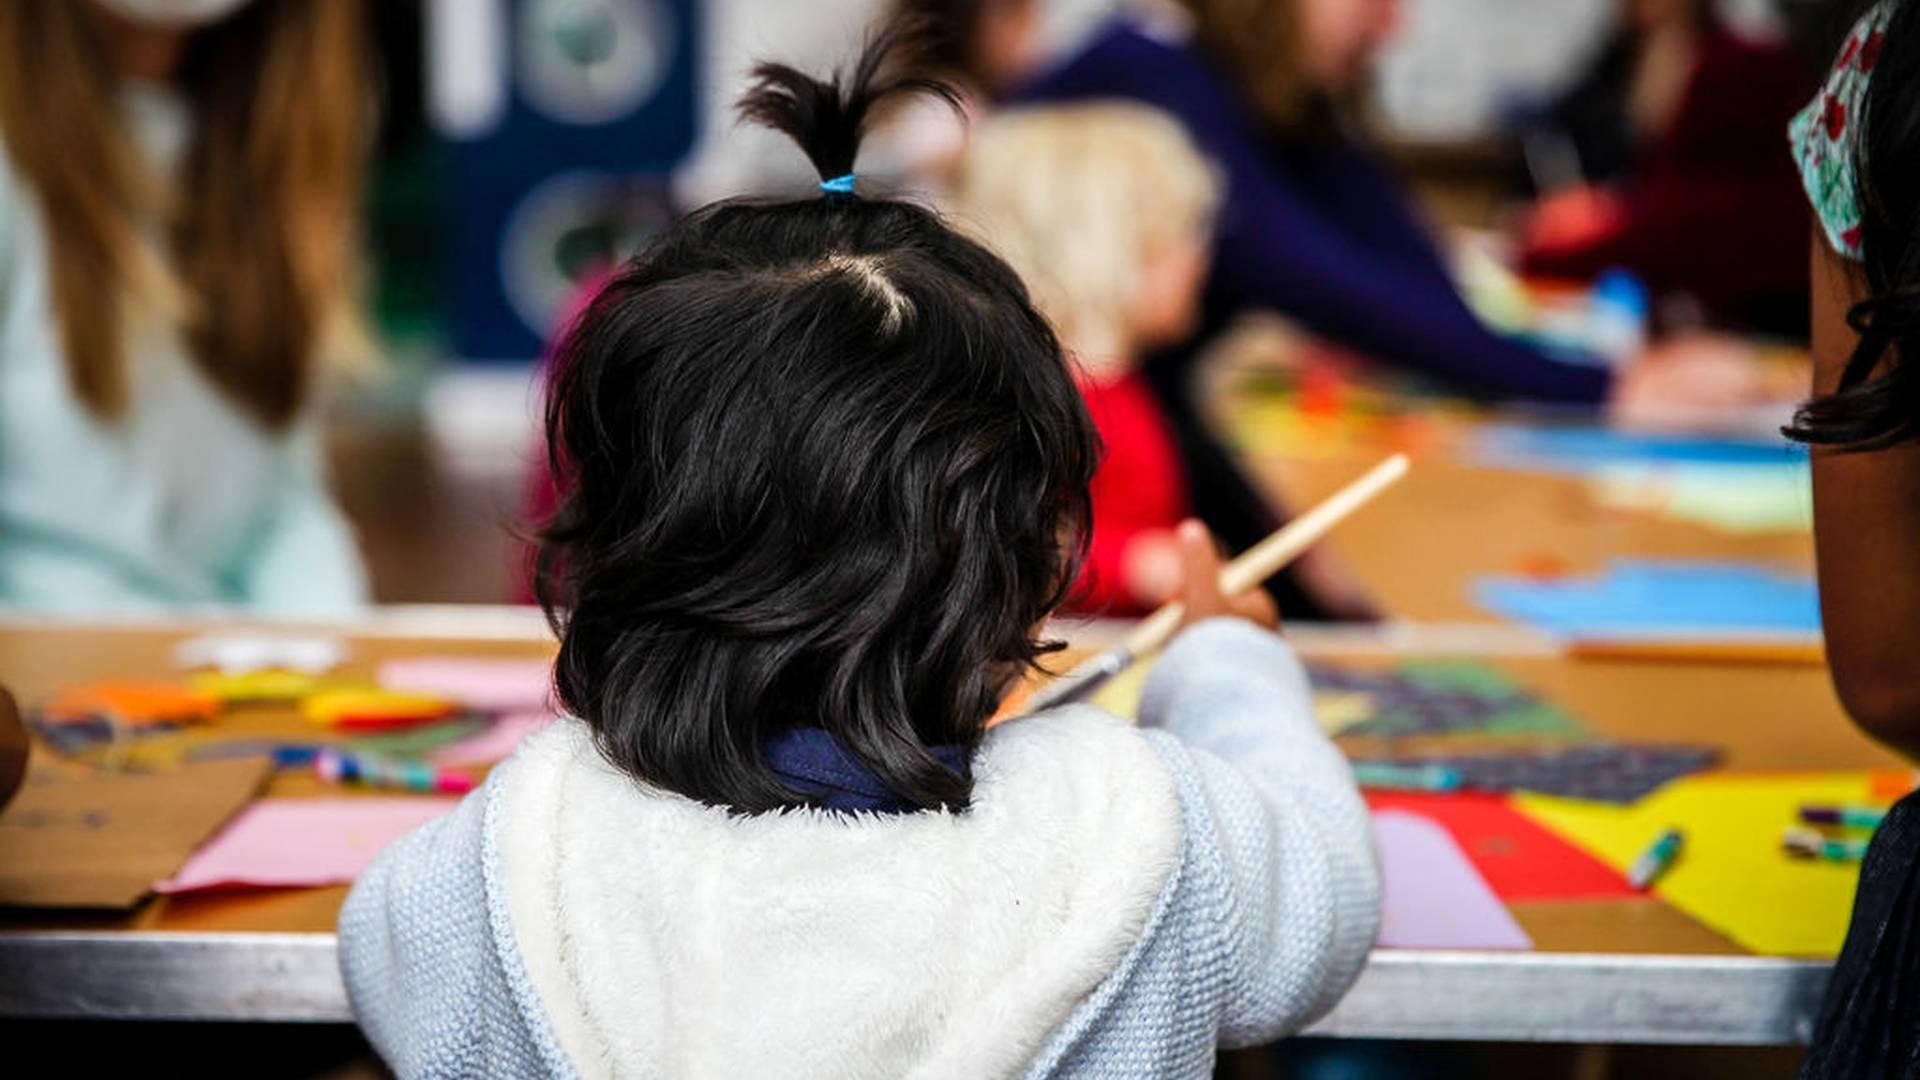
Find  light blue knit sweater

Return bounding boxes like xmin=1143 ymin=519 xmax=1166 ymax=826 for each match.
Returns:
xmin=340 ymin=619 xmax=1381 ymax=1078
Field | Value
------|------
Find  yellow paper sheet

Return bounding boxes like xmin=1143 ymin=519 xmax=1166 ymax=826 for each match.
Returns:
xmin=1515 ymin=773 xmax=1876 ymax=957
xmin=1085 ymin=658 xmax=1371 ymax=736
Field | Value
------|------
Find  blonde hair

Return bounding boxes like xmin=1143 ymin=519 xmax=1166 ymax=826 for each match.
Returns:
xmin=953 ymin=103 xmax=1219 ymax=360
xmin=0 ymin=1 xmax=368 ymax=428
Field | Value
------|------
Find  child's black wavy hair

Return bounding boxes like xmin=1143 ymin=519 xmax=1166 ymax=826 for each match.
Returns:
xmin=1788 ymin=0 xmax=1920 ymax=449
xmin=535 ymin=26 xmax=1099 ymax=815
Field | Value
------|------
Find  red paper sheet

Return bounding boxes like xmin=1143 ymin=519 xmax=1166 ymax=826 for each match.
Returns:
xmin=1365 ymin=791 xmax=1633 ymax=901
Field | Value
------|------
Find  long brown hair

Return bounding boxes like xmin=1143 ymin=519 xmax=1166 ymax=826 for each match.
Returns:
xmin=0 ymin=0 xmax=367 ymax=428
xmin=1176 ymin=0 xmax=1328 ymax=134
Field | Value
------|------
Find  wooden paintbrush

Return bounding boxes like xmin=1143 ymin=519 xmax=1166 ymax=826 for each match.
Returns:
xmin=1025 ymin=453 xmax=1410 ymax=712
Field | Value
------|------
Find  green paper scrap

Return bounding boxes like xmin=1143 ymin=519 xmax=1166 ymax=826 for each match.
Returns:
xmin=350 ymin=717 xmax=489 ymax=759
xmin=1590 ymin=463 xmax=1812 ymax=535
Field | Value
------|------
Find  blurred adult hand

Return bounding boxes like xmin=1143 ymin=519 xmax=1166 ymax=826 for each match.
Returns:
xmin=1523 ymin=184 xmax=1629 ymax=255
xmin=1608 ymin=333 xmax=1768 ymax=431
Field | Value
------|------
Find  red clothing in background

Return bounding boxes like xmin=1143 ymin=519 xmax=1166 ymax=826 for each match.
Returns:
xmin=1523 ymin=28 xmax=1812 ymax=330
xmin=1071 ymin=369 xmax=1190 ymax=616
xmin=512 ymin=269 xmax=612 ymax=604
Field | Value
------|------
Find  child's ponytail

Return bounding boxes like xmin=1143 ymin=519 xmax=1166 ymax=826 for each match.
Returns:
xmin=737 ymin=23 xmax=961 ymax=196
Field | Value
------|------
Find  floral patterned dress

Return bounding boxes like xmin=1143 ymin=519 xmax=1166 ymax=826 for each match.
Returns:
xmin=1789 ymin=1 xmax=1894 ymax=260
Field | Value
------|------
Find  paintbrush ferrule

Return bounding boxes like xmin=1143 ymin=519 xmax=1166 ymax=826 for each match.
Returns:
xmin=1024 ymin=646 xmax=1135 ymax=714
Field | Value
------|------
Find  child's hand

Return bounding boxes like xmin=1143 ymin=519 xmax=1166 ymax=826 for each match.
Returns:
xmin=1174 ymin=519 xmax=1280 ymax=631
xmin=1122 ymin=530 xmax=1184 ymax=608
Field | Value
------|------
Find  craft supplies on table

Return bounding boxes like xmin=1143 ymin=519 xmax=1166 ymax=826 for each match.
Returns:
xmin=1516 ymin=773 xmax=1891 ymax=957
xmin=1373 ymin=810 xmax=1533 ymax=950
xmin=1626 ymin=828 xmax=1685 ymax=890
xmin=1475 ymin=560 xmax=1821 ymax=639
xmin=155 ymin=797 xmax=459 ymax=894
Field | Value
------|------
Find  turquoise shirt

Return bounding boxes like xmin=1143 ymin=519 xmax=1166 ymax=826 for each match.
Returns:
xmin=0 ymin=85 xmax=367 ymax=616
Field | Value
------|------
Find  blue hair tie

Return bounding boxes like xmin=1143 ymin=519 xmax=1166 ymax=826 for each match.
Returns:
xmin=820 ymin=173 xmax=857 ymax=195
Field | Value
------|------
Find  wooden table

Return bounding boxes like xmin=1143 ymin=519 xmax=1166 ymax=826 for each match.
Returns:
xmin=0 ymin=440 xmax=1897 ymax=1044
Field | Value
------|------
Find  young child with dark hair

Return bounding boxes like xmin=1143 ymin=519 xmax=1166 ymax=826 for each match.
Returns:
xmin=341 ymin=30 xmax=1378 ymax=1078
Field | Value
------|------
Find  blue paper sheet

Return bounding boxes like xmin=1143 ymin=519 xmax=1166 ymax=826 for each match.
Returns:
xmin=1475 ymin=560 xmax=1820 ymax=638
xmin=1474 ymin=423 xmax=1806 ymax=474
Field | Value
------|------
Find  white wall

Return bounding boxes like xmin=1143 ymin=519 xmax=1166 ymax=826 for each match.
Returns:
xmin=1375 ymin=0 xmax=1787 ymax=140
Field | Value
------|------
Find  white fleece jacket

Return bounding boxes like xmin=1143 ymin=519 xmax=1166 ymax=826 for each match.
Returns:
xmin=339 ymin=618 xmax=1381 ymax=1078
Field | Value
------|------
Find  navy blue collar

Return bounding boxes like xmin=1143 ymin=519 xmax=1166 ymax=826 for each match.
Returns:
xmin=762 ymin=727 xmax=967 ymax=814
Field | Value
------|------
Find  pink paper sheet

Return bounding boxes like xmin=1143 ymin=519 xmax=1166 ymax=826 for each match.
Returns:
xmin=154 ymin=798 xmax=458 ymax=894
xmin=375 ymin=657 xmax=555 ymax=713
xmin=429 ymin=711 xmax=557 ymax=767
xmin=1373 ymin=809 xmax=1533 ymax=950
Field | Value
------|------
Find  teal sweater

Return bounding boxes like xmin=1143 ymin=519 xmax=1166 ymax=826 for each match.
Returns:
xmin=0 ymin=85 xmax=366 ymax=616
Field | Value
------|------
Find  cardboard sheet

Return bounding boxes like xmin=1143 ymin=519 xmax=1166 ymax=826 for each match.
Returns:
xmin=0 ymin=756 xmax=270 ymax=909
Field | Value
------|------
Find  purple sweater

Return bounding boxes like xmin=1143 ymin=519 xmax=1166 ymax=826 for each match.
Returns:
xmin=1017 ymin=20 xmax=1612 ymax=405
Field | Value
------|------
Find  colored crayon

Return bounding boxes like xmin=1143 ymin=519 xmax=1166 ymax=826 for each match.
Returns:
xmin=1627 ymin=828 xmax=1684 ymax=890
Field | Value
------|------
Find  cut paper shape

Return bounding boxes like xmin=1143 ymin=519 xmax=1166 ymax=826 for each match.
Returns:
xmin=190 ymin=669 xmax=322 ymax=704
xmin=1366 ymin=791 xmax=1633 ymax=901
xmin=1515 ymin=773 xmax=1880 ymax=957
xmin=0 ymin=756 xmax=271 ymax=908
xmin=1086 ymin=660 xmax=1151 ymax=720
xmin=350 ymin=718 xmax=490 ymax=759
xmin=44 ymin=681 xmax=219 ymax=728
xmin=376 ymin=657 xmax=555 ymax=714
xmin=1473 ymin=423 xmax=1805 ymax=474
xmin=1085 ymin=658 xmax=1383 ymax=736
xmin=1312 ymin=692 xmax=1377 ymax=737
xmin=155 ymin=797 xmax=458 ymax=894
xmin=1354 ymin=743 xmax=1719 ymax=804
xmin=1476 ymin=560 xmax=1821 ymax=638
xmin=1309 ymin=661 xmax=1587 ymax=739
xmin=173 ymin=634 xmax=345 ymax=675
xmin=429 ymin=711 xmax=557 ymax=767
xmin=1373 ymin=809 xmax=1533 ymax=950
xmin=301 ymin=688 xmax=460 ymax=731
xmin=1589 ymin=463 xmax=1812 ymax=535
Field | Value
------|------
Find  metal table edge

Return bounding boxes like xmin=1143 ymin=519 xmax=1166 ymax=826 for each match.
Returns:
xmin=0 ymin=932 xmax=1833 ymax=1044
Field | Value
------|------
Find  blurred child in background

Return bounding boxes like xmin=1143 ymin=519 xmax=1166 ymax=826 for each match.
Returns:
xmin=346 ymin=30 xmax=1378 ymax=1077
xmin=1520 ymin=0 xmax=1812 ymax=334
xmin=0 ymin=0 xmax=370 ymax=615
xmin=954 ymin=103 xmax=1214 ymax=614
xmin=956 ymin=102 xmax=1355 ymax=617
xmin=1005 ymin=0 xmax=1767 ymax=619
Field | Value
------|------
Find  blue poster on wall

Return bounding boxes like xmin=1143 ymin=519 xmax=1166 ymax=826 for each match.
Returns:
xmin=431 ymin=0 xmax=698 ymax=363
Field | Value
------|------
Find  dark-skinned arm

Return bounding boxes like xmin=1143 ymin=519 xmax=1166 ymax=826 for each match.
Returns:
xmin=0 ymin=685 xmax=27 ymax=812
xmin=1808 ymin=232 xmax=1920 ymax=759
